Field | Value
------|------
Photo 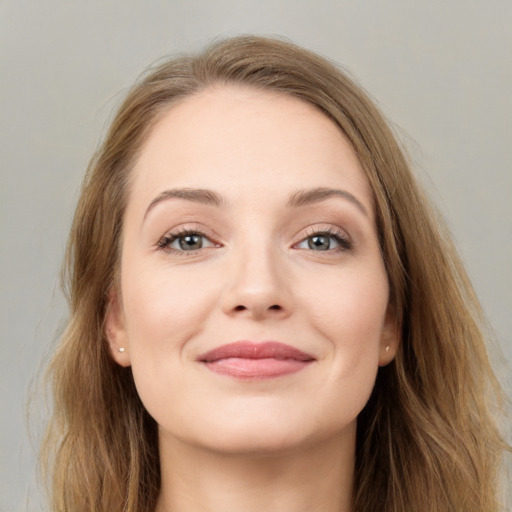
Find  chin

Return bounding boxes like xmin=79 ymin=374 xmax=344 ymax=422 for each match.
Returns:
xmin=196 ymin=431 xmax=314 ymax=458
xmin=165 ymin=412 xmax=357 ymax=458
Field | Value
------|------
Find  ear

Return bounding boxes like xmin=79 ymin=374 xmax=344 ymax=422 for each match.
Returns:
xmin=105 ymin=287 xmax=131 ymax=367
xmin=378 ymin=305 xmax=400 ymax=367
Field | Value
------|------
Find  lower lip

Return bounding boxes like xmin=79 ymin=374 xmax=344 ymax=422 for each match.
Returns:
xmin=204 ymin=357 xmax=312 ymax=379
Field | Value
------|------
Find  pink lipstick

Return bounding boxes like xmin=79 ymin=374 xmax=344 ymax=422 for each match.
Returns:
xmin=197 ymin=341 xmax=315 ymax=379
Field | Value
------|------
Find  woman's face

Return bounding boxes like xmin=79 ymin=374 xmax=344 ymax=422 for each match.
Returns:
xmin=107 ymin=85 xmax=397 ymax=454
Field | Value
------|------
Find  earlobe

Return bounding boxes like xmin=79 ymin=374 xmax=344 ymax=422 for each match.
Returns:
xmin=378 ymin=307 xmax=400 ymax=367
xmin=105 ymin=288 xmax=131 ymax=367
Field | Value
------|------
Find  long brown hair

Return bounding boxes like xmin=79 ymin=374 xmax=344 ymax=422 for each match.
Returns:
xmin=41 ymin=35 xmax=509 ymax=511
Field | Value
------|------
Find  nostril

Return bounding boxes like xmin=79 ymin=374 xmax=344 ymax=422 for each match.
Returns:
xmin=232 ymin=304 xmax=282 ymax=312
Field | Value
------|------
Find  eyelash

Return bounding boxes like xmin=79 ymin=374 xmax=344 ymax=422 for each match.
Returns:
xmin=156 ymin=226 xmax=353 ymax=255
xmin=298 ymin=227 xmax=353 ymax=252
xmin=156 ymin=227 xmax=218 ymax=255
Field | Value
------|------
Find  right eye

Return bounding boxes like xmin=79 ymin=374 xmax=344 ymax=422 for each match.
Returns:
xmin=157 ymin=230 xmax=218 ymax=254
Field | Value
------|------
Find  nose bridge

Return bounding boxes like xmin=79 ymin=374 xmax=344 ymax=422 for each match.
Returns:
xmin=222 ymin=228 xmax=290 ymax=318
xmin=238 ymin=236 xmax=280 ymax=290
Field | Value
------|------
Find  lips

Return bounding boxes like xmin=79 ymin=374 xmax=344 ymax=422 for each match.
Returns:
xmin=197 ymin=341 xmax=315 ymax=379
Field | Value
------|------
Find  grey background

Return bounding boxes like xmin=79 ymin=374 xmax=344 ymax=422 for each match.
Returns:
xmin=1 ymin=1 xmax=511 ymax=510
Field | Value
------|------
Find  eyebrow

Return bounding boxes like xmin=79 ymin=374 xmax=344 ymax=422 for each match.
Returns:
xmin=144 ymin=185 xmax=369 ymax=220
xmin=144 ymin=188 xmax=224 ymax=219
xmin=287 ymin=187 xmax=369 ymax=217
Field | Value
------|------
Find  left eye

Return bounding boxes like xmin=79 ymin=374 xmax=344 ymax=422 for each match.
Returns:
xmin=296 ymin=232 xmax=349 ymax=251
xmin=159 ymin=232 xmax=216 ymax=252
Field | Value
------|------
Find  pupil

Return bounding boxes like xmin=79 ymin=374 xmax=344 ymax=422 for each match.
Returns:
xmin=179 ymin=234 xmax=202 ymax=250
xmin=308 ymin=235 xmax=330 ymax=251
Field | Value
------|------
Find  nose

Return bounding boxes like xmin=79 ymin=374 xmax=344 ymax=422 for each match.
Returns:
xmin=221 ymin=242 xmax=292 ymax=321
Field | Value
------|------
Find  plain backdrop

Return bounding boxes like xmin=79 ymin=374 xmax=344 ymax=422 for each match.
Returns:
xmin=1 ymin=1 xmax=511 ymax=510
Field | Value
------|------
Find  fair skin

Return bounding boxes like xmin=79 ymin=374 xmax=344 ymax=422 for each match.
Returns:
xmin=106 ymin=85 xmax=398 ymax=512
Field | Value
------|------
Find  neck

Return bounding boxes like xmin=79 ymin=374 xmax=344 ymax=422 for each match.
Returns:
xmin=155 ymin=426 xmax=355 ymax=512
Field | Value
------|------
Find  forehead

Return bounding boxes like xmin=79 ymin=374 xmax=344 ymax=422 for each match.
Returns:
xmin=129 ymin=85 xmax=372 ymax=212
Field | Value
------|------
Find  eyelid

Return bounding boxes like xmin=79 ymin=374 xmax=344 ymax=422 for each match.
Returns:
xmin=154 ymin=222 xmax=353 ymax=255
xmin=156 ymin=224 xmax=222 ymax=254
xmin=292 ymin=225 xmax=353 ymax=251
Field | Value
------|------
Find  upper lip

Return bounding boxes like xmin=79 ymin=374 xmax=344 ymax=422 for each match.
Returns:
xmin=197 ymin=341 xmax=315 ymax=362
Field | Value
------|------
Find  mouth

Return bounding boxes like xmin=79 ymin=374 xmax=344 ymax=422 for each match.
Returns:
xmin=196 ymin=341 xmax=316 ymax=380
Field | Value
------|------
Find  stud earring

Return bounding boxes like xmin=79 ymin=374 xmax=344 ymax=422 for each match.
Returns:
xmin=385 ymin=345 xmax=390 ymax=353
xmin=118 ymin=347 xmax=126 ymax=353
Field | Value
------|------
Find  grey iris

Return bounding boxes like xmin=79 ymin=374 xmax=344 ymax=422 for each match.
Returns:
xmin=308 ymin=235 xmax=330 ymax=251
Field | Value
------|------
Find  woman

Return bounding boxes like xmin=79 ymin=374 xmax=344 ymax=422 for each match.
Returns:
xmin=41 ymin=36 xmax=509 ymax=511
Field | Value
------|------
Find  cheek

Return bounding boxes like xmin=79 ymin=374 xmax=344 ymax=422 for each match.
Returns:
xmin=300 ymin=264 xmax=388 ymax=374
xmin=304 ymin=272 xmax=386 ymax=427
xmin=120 ymin=262 xmax=221 ymax=419
xmin=121 ymin=261 xmax=219 ymax=358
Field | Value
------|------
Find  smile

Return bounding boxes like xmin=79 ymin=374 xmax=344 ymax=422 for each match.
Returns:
xmin=197 ymin=341 xmax=316 ymax=380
